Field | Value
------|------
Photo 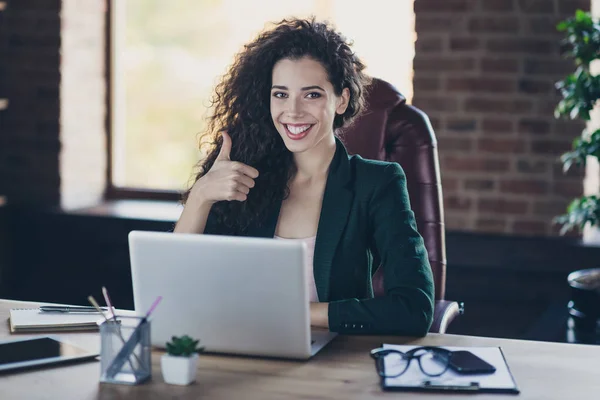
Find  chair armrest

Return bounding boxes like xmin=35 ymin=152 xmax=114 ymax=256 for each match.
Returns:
xmin=429 ymin=300 xmax=464 ymax=334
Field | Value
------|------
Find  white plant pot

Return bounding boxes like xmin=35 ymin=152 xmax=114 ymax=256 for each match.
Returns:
xmin=583 ymin=224 xmax=600 ymax=245
xmin=161 ymin=353 xmax=199 ymax=386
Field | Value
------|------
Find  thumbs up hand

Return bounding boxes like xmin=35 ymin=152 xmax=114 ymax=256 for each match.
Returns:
xmin=189 ymin=131 xmax=259 ymax=204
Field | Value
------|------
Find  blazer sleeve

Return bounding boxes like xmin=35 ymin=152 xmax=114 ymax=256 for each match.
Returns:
xmin=328 ymin=163 xmax=435 ymax=336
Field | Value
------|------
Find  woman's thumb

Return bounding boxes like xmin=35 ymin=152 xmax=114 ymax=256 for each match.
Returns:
xmin=217 ymin=131 xmax=232 ymax=161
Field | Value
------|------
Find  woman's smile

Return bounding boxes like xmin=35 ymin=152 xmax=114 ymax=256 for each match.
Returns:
xmin=283 ymin=123 xmax=316 ymax=140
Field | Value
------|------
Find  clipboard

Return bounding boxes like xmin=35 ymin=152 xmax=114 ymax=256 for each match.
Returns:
xmin=377 ymin=344 xmax=520 ymax=394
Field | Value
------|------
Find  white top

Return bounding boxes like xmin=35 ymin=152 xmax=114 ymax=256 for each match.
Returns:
xmin=274 ymin=235 xmax=319 ymax=302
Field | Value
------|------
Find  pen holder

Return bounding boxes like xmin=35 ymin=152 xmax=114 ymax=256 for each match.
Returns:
xmin=99 ymin=316 xmax=152 ymax=385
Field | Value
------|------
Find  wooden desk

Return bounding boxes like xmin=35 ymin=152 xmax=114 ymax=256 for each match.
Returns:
xmin=0 ymin=299 xmax=598 ymax=399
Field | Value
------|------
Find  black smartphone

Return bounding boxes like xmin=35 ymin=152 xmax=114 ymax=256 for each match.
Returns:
xmin=447 ymin=351 xmax=496 ymax=374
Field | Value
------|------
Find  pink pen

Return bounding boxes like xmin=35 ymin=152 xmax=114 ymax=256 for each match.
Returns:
xmin=102 ymin=286 xmax=118 ymax=322
xmin=144 ymin=296 xmax=163 ymax=320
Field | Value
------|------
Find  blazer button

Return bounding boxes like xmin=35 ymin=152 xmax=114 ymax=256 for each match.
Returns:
xmin=359 ymin=324 xmax=364 ymax=329
xmin=343 ymin=323 xmax=349 ymax=328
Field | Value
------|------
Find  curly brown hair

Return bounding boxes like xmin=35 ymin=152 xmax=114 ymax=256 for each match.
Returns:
xmin=183 ymin=17 xmax=371 ymax=235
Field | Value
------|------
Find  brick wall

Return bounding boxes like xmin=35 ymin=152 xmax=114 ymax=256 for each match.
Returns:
xmin=0 ymin=0 xmax=106 ymax=208
xmin=413 ymin=0 xmax=590 ymax=236
xmin=0 ymin=0 xmax=62 ymax=206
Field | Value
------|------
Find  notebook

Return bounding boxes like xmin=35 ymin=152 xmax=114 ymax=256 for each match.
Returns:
xmin=378 ymin=344 xmax=519 ymax=394
xmin=9 ymin=308 xmax=104 ymax=333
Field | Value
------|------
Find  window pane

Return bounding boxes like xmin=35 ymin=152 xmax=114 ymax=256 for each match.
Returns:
xmin=112 ymin=0 xmax=414 ymax=191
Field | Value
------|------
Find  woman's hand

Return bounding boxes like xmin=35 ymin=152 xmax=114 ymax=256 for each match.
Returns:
xmin=189 ymin=131 xmax=259 ymax=205
xmin=310 ymin=302 xmax=329 ymax=329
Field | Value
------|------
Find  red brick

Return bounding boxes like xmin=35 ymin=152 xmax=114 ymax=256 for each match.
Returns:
xmin=480 ymin=58 xmax=520 ymax=74
xmin=445 ymin=195 xmax=473 ymax=211
xmin=500 ymin=180 xmax=549 ymax=194
xmin=412 ymin=96 xmax=459 ymax=112
xmin=524 ymin=59 xmax=571 ymax=75
xmin=476 ymin=219 xmax=508 ymax=233
xmin=442 ymin=177 xmax=459 ymax=192
xmin=478 ymin=199 xmax=529 ymax=214
xmin=516 ymin=159 xmax=550 ymax=174
xmin=518 ymin=0 xmax=555 ymax=14
xmin=518 ymin=119 xmax=550 ymax=135
xmin=482 ymin=0 xmax=515 ymax=11
xmin=446 ymin=118 xmax=477 ymax=132
xmin=438 ymin=137 xmax=474 ymax=151
xmin=415 ymin=17 xmax=467 ymax=33
xmin=464 ymin=179 xmax=495 ymax=191
xmin=468 ymin=17 xmax=519 ymax=33
xmin=449 ymin=37 xmax=480 ymax=51
xmin=413 ymin=77 xmax=440 ymax=92
xmin=482 ymin=118 xmax=514 ymax=133
xmin=487 ymin=38 xmax=556 ymax=55
xmin=446 ymin=78 xmax=515 ymax=93
xmin=518 ymin=79 xmax=552 ymax=95
xmin=416 ymin=36 xmax=444 ymax=52
xmin=558 ymin=0 xmax=591 ymax=14
xmin=414 ymin=57 xmax=476 ymax=72
xmin=552 ymin=181 xmax=583 ymax=197
xmin=464 ymin=98 xmax=533 ymax=114
xmin=533 ymin=200 xmax=571 ymax=216
xmin=531 ymin=139 xmax=572 ymax=155
xmin=447 ymin=77 xmax=515 ymax=93
xmin=524 ymin=17 xmax=564 ymax=34
xmin=415 ymin=0 xmax=476 ymax=13
xmin=512 ymin=220 xmax=549 ymax=235
xmin=444 ymin=156 xmax=510 ymax=172
xmin=478 ymin=138 xmax=527 ymax=153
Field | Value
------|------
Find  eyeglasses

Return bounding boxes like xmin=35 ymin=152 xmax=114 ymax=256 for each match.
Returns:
xmin=370 ymin=346 xmax=452 ymax=378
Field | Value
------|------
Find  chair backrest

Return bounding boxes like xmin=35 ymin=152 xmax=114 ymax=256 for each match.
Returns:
xmin=339 ymin=78 xmax=446 ymax=300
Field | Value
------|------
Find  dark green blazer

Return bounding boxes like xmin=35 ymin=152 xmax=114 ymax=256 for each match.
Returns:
xmin=205 ymin=138 xmax=434 ymax=336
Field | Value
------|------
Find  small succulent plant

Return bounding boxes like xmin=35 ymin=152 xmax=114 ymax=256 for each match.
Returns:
xmin=165 ymin=335 xmax=205 ymax=357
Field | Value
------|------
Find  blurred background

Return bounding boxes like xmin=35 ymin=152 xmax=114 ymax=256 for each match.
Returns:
xmin=0 ymin=0 xmax=599 ymax=344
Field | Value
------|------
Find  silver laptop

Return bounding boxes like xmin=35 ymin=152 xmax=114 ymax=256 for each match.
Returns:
xmin=128 ymin=230 xmax=337 ymax=360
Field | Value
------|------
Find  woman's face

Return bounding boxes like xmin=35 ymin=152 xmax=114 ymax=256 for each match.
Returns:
xmin=270 ymin=57 xmax=349 ymax=154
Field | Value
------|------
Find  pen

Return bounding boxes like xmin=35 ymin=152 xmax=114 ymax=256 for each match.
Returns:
xmin=40 ymin=306 xmax=109 ymax=313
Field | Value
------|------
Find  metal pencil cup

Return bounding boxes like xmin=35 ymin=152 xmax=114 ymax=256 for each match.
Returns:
xmin=99 ymin=316 xmax=152 ymax=385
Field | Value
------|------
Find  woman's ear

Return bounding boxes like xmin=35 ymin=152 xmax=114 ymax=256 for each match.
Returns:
xmin=335 ymin=88 xmax=350 ymax=115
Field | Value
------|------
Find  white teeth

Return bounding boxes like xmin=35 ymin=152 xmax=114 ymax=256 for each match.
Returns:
xmin=286 ymin=124 xmax=311 ymax=134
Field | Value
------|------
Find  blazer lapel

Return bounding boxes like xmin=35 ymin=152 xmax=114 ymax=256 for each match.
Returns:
xmin=313 ymin=138 xmax=354 ymax=302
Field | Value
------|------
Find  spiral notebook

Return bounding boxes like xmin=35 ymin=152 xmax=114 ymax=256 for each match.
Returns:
xmin=378 ymin=344 xmax=519 ymax=394
xmin=9 ymin=308 xmax=103 ymax=333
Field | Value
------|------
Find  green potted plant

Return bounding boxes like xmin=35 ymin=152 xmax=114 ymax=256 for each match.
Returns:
xmin=554 ymin=9 xmax=600 ymax=341
xmin=554 ymin=9 xmax=600 ymax=241
xmin=161 ymin=335 xmax=204 ymax=385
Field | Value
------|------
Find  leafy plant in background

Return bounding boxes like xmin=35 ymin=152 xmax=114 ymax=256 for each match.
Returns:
xmin=166 ymin=335 xmax=205 ymax=357
xmin=554 ymin=10 xmax=600 ymax=235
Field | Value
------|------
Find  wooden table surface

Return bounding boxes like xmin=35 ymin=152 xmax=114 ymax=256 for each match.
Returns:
xmin=0 ymin=299 xmax=599 ymax=400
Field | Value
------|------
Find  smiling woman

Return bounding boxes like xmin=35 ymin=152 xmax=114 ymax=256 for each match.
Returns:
xmin=174 ymin=18 xmax=434 ymax=336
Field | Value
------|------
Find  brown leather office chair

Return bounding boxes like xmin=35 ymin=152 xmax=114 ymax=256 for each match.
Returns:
xmin=339 ymin=77 xmax=462 ymax=334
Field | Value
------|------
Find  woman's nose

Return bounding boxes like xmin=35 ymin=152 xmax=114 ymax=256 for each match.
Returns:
xmin=287 ymin=97 xmax=304 ymax=116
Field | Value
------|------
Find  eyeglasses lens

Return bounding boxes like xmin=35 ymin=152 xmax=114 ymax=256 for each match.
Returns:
xmin=418 ymin=349 xmax=448 ymax=376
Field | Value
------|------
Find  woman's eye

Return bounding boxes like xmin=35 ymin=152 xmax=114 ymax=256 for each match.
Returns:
xmin=306 ymin=92 xmax=321 ymax=99
xmin=272 ymin=92 xmax=287 ymax=98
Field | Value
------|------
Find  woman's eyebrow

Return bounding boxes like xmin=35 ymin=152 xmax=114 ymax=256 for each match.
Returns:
xmin=271 ymin=85 xmax=325 ymax=91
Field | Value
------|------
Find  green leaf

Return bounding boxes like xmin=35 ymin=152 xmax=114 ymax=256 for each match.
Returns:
xmin=557 ymin=21 xmax=568 ymax=31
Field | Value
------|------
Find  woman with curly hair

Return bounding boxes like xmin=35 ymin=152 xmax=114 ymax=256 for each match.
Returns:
xmin=174 ymin=18 xmax=434 ymax=336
